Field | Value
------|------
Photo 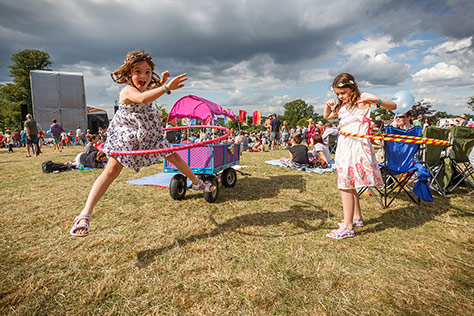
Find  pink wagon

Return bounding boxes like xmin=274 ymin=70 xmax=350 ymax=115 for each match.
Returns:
xmin=163 ymin=95 xmax=240 ymax=203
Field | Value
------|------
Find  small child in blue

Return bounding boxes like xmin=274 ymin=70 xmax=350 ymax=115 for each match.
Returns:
xmin=70 ymin=51 xmax=215 ymax=237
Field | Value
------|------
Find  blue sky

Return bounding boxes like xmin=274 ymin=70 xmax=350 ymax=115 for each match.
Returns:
xmin=0 ymin=0 xmax=473 ymax=119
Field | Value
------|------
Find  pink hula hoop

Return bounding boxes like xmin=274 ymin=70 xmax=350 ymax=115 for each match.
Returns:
xmin=98 ymin=125 xmax=231 ymax=156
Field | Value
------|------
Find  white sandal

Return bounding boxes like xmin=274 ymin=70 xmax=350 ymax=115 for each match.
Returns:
xmin=326 ymin=225 xmax=355 ymax=240
xmin=192 ymin=179 xmax=216 ymax=192
xmin=70 ymin=214 xmax=91 ymax=237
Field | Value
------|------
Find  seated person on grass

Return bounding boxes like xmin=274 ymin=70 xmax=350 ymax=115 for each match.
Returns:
xmin=68 ymin=151 xmax=108 ymax=169
xmin=247 ymin=137 xmax=264 ymax=152
xmin=310 ymin=134 xmax=333 ymax=168
xmin=280 ymin=134 xmax=310 ymax=169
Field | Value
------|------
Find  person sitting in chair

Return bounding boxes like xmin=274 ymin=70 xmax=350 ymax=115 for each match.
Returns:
xmin=391 ymin=110 xmax=414 ymax=130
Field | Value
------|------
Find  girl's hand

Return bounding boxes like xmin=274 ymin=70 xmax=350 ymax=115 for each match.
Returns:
xmin=166 ymin=73 xmax=188 ymax=91
xmin=160 ymin=71 xmax=170 ymax=85
xmin=326 ymin=99 xmax=336 ymax=108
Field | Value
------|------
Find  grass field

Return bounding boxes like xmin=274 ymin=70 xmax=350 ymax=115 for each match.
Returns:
xmin=1 ymin=145 xmax=473 ymax=315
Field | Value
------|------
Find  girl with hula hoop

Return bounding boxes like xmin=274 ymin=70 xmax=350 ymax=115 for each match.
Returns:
xmin=323 ymin=73 xmax=397 ymax=240
xmin=70 ymin=51 xmax=215 ymax=237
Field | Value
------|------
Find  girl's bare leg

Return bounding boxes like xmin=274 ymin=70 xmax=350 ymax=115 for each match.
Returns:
xmin=73 ymin=157 xmax=123 ymax=235
xmin=165 ymin=152 xmax=200 ymax=184
xmin=340 ymin=189 xmax=355 ymax=230
xmin=352 ymin=190 xmax=362 ymax=221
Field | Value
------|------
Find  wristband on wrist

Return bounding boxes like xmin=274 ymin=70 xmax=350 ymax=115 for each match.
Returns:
xmin=162 ymin=85 xmax=171 ymax=95
xmin=376 ymin=99 xmax=382 ymax=108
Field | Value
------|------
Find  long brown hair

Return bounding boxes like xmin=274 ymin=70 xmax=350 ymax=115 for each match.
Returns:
xmin=332 ymin=73 xmax=361 ymax=113
xmin=311 ymin=134 xmax=325 ymax=145
xmin=111 ymin=50 xmax=161 ymax=87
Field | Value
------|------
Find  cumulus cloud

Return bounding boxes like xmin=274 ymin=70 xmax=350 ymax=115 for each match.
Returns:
xmin=413 ymin=37 xmax=474 ymax=87
xmin=413 ymin=62 xmax=463 ymax=82
xmin=332 ymin=52 xmax=411 ymax=86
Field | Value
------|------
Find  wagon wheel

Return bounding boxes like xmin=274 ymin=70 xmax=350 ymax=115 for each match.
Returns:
xmin=203 ymin=175 xmax=219 ymax=203
xmin=221 ymin=168 xmax=237 ymax=188
xmin=169 ymin=174 xmax=187 ymax=200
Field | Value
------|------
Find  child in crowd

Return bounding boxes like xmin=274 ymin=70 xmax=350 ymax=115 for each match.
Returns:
xmin=280 ymin=134 xmax=310 ymax=169
xmin=323 ymin=73 xmax=396 ymax=240
xmin=70 ymin=50 xmax=215 ymax=237
xmin=247 ymin=137 xmax=264 ymax=152
xmin=310 ymin=134 xmax=333 ymax=168
xmin=4 ymin=130 xmax=14 ymax=153
xmin=83 ymin=134 xmax=101 ymax=154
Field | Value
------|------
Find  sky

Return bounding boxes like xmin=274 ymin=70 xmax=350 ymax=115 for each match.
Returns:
xmin=1 ymin=0 xmax=473 ymax=119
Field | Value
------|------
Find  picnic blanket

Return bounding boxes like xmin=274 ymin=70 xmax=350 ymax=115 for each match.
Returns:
xmin=127 ymin=172 xmax=193 ymax=188
xmin=127 ymin=166 xmax=248 ymax=188
xmin=265 ymin=159 xmax=336 ymax=174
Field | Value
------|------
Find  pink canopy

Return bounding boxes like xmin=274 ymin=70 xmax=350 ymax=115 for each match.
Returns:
xmin=167 ymin=95 xmax=238 ymax=124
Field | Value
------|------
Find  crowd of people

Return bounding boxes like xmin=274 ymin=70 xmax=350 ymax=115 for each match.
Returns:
xmin=0 ymin=114 xmax=108 ymax=158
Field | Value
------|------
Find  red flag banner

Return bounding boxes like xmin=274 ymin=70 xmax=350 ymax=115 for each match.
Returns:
xmin=253 ymin=111 xmax=262 ymax=125
xmin=239 ymin=110 xmax=247 ymax=123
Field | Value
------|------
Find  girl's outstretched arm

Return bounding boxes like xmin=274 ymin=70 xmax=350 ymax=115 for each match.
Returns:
xmin=121 ymin=73 xmax=188 ymax=104
xmin=358 ymin=92 xmax=397 ymax=111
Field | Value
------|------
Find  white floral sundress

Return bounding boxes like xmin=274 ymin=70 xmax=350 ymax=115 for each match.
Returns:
xmin=335 ymin=104 xmax=383 ymax=189
xmin=103 ymin=102 xmax=171 ymax=172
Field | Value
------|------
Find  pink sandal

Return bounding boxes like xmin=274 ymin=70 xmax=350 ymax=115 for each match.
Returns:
xmin=70 ymin=214 xmax=90 ymax=237
xmin=338 ymin=218 xmax=364 ymax=228
xmin=326 ymin=225 xmax=355 ymax=240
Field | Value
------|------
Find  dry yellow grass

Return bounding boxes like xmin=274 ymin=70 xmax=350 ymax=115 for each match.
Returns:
xmin=0 ymin=145 xmax=473 ymax=315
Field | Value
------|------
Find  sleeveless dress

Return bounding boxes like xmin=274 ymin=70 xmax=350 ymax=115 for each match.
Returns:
xmin=335 ymin=104 xmax=383 ymax=189
xmin=103 ymin=101 xmax=171 ymax=172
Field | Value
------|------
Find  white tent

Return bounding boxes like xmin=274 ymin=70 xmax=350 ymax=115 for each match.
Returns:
xmin=30 ymin=70 xmax=87 ymax=132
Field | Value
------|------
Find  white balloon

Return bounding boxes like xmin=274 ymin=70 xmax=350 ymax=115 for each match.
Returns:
xmin=391 ymin=91 xmax=414 ymax=111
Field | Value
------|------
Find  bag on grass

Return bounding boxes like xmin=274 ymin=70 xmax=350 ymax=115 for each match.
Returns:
xmin=42 ymin=160 xmax=70 ymax=173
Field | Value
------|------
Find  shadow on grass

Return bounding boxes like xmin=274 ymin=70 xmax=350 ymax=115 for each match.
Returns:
xmin=136 ymin=201 xmax=331 ymax=268
xmin=360 ymin=195 xmax=452 ymax=234
xmin=212 ymin=174 xmax=307 ymax=202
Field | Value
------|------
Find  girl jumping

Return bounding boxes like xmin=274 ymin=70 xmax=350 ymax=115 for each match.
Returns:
xmin=323 ymin=73 xmax=396 ymax=239
xmin=70 ymin=51 xmax=215 ymax=237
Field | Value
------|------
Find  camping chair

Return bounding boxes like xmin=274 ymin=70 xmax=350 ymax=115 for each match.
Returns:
xmin=327 ymin=134 xmax=338 ymax=154
xmin=420 ymin=126 xmax=451 ymax=195
xmin=446 ymin=126 xmax=474 ymax=193
xmin=359 ymin=126 xmax=427 ymax=209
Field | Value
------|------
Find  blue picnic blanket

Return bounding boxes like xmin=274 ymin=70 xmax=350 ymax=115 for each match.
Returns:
xmin=127 ymin=172 xmax=193 ymax=188
xmin=265 ymin=159 xmax=336 ymax=174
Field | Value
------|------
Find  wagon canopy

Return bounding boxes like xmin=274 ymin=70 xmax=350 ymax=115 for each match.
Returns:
xmin=167 ymin=95 xmax=238 ymax=124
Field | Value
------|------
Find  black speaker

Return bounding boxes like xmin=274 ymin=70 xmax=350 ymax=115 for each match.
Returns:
xmin=20 ymin=104 xmax=28 ymax=121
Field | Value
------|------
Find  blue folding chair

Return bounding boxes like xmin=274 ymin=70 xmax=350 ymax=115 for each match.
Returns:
xmin=359 ymin=126 xmax=433 ymax=208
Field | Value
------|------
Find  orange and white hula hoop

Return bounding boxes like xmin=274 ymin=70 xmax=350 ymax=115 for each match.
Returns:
xmin=339 ymin=131 xmax=450 ymax=146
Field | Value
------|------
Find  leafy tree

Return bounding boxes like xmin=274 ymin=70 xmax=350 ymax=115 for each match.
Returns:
xmin=370 ymin=108 xmax=393 ymax=121
xmin=228 ymin=117 xmax=239 ymax=130
xmin=8 ymin=49 xmax=53 ymax=113
xmin=283 ymin=99 xmax=314 ymax=128
xmin=0 ymin=83 xmax=25 ymax=130
xmin=434 ymin=111 xmax=450 ymax=118
xmin=0 ymin=49 xmax=52 ymax=129
xmin=410 ymin=99 xmax=436 ymax=118
xmin=468 ymin=96 xmax=474 ymax=112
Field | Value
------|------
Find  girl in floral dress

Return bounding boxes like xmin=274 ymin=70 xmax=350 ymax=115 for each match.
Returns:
xmin=70 ymin=51 xmax=215 ymax=237
xmin=323 ymin=73 xmax=396 ymax=239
